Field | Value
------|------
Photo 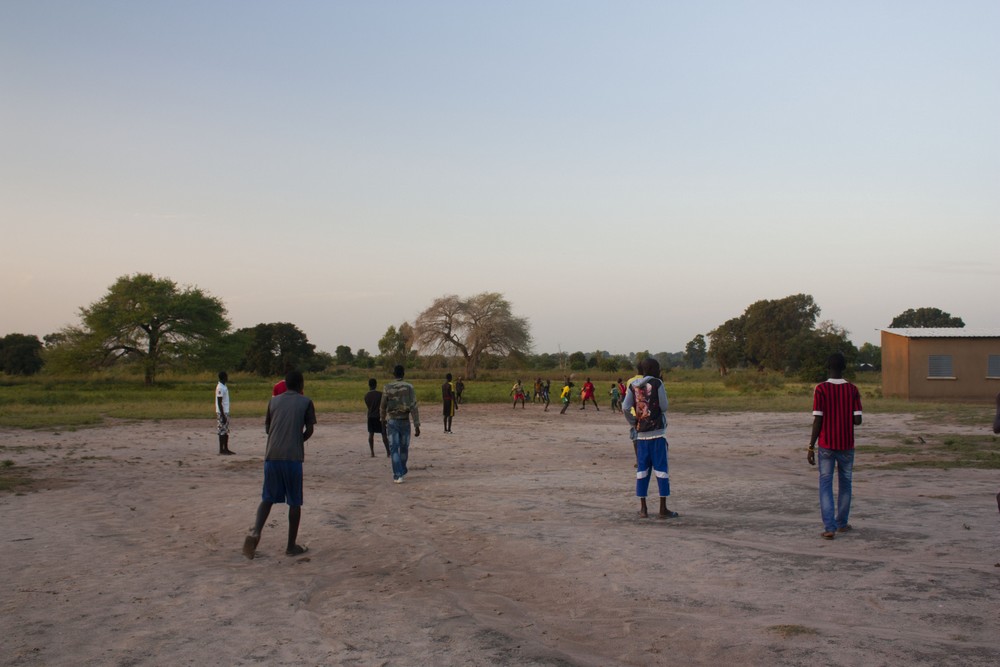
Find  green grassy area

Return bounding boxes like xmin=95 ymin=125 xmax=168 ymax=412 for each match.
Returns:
xmin=0 ymin=369 xmax=994 ymax=430
xmin=859 ymin=433 xmax=1000 ymax=470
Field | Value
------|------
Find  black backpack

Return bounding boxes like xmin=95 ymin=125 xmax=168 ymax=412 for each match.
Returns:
xmin=631 ymin=377 xmax=664 ymax=433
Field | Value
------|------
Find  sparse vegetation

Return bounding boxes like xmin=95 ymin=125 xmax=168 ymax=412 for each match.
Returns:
xmin=859 ymin=433 xmax=1000 ymax=470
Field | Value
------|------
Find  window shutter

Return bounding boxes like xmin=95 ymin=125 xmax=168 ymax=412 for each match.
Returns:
xmin=928 ymin=355 xmax=953 ymax=378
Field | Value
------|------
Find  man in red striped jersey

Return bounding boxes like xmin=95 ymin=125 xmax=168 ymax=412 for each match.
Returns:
xmin=808 ymin=352 xmax=863 ymax=540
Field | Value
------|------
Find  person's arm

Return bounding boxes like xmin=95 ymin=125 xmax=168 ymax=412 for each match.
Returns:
xmin=379 ymin=392 xmax=388 ymax=424
xmin=411 ymin=387 xmax=421 ymax=436
xmin=217 ymin=395 xmax=227 ymax=423
xmin=303 ymin=401 xmax=316 ymax=442
xmin=621 ymin=387 xmax=636 ymax=426
xmin=264 ymin=400 xmax=272 ymax=434
xmin=808 ymin=415 xmax=822 ymax=465
xmin=853 ymin=386 xmax=863 ymax=426
xmin=657 ymin=383 xmax=668 ymax=427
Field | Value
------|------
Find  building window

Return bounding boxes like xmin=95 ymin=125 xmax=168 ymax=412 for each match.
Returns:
xmin=928 ymin=355 xmax=954 ymax=379
xmin=988 ymin=355 xmax=1000 ymax=378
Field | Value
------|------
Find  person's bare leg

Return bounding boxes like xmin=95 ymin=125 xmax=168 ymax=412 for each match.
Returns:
xmin=286 ymin=506 xmax=306 ymax=555
xmin=638 ymin=497 xmax=648 ymax=518
xmin=243 ymin=501 xmax=273 ymax=559
xmin=659 ymin=497 xmax=668 ymax=517
xmin=368 ymin=433 xmax=375 ymax=457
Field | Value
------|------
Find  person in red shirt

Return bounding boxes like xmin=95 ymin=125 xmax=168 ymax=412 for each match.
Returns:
xmin=579 ymin=378 xmax=599 ymax=411
xmin=809 ymin=352 xmax=863 ymax=540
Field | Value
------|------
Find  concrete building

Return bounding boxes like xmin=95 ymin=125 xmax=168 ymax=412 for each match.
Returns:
xmin=881 ymin=328 xmax=1000 ymax=400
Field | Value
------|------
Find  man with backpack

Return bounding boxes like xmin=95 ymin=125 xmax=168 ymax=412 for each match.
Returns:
xmin=621 ymin=358 xmax=676 ymax=519
xmin=380 ymin=365 xmax=421 ymax=484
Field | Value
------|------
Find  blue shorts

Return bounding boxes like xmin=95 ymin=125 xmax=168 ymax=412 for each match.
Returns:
xmin=261 ymin=460 xmax=303 ymax=506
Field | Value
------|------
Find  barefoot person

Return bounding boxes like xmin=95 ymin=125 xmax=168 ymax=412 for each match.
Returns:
xmin=621 ymin=358 xmax=676 ymax=518
xmin=242 ymin=370 xmax=316 ymax=559
xmin=808 ymin=352 xmax=863 ymax=540
xmin=215 ymin=371 xmax=235 ymax=455
xmin=380 ymin=364 xmax=420 ymax=483
xmin=364 ymin=378 xmax=389 ymax=457
xmin=442 ymin=373 xmax=457 ymax=433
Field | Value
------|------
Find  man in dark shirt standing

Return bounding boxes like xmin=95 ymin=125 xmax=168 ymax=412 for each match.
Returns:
xmin=442 ymin=373 xmax=457 ymax=434
xmin=809 ymin=352 xmax=863 ymax=540
xmin=365 ymin=378 xmax=389 ymax=457
xmin=242 ymin=370 xmax=316 ymax=559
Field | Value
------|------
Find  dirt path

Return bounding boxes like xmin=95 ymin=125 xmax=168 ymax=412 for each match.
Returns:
xmin=2 ymin=406 xmax=998 ymax=666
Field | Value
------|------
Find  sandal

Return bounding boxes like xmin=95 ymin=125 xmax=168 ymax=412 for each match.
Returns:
xmin=821 ymin=531 xmax=835 ymax=540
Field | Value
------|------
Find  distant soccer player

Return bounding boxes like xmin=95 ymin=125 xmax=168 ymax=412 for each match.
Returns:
xmin=510 ymin=379 xmax=526 ymax=409
xmin=579 ymin=377 xmax=599 ymax=410
xmin=559 ymin=379 xmax=573 ymax=415
xmin=442 ymin=373 xmax=458 ymax=433
xmin=364 ymin=378 xmax=389 ymax=457
xmin=808 ymin=352 xmax=863 ymax=540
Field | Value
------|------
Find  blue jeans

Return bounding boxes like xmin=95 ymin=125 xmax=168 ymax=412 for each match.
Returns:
xmin=818 ymin=448 xmax=854 ymax=532
xmin=386 ymin=418 xmax=411 ymax=480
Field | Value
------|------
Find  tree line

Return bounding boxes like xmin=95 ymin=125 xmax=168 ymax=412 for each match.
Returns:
xmin=1 ymin=274 xmax=965 ymax=382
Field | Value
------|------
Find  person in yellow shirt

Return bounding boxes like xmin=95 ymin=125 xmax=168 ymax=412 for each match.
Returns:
xmin=559 ymin=379 xmax=573 ymax=414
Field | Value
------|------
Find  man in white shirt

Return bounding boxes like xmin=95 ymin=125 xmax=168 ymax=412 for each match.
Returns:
xmin=216 ymin=371 xmax=235 ymax=455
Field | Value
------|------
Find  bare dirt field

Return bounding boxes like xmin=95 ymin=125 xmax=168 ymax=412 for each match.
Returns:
xmin=2 ymin=404 xmax=998 ymax=666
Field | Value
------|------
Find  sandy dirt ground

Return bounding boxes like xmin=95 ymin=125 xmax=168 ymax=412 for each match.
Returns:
xmin=2 ymin=403 xmax=998 ymax=666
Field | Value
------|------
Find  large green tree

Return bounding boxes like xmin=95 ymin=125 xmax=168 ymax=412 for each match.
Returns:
xmin=378 ymin=323 xmax=415 ymax=370
xmin=684 ymin=334 xmax=707 ymax=369
xmin=889 ymin=307 xmax=965 ymax=328
xmin=412 ymin=292 xmax=531 ymax=379
xmin=75 ymin=274 xmax=229 ymax=384
xmin=743 ymin=294 xmax=819 ymax=370
xmin=708 ymin=294 xmax=854 ymax=376
xmin=0 ymin=333 xmax=44 ymax=375
xmin=236 ymin=322 xmax=319 ymax=376
xmin=707 ymin=316 xmax=746 ymax=375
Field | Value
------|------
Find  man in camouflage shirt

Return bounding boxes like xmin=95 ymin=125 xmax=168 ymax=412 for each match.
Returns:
xmin=380 ymin=364 xmax=421 ymax=483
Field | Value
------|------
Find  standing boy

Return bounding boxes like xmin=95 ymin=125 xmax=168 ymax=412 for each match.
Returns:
xmin=442 ymin=373 xmax=457 ymax=433
xmin=808 ymin=352 xmax=863 ymax=540
xmin=365 ymin=378 xmax=389 ymax=457
xmin=380 ymin=365 xmax=420 ymax=483
xmin=242 ymin=370 xmax=316 ymax=559
xmin=215 ymin=371 xmax=235 ymax=455
xmin=621 ymin=359 xmax=675 ymax=518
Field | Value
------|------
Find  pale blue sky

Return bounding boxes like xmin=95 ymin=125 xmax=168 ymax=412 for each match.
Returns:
xmin=2 ymin=1 xmax=998 ymax=356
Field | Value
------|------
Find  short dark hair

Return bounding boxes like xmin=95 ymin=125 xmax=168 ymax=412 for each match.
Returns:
xmin=285 ymin=370 xmax=304 ymax=392
xmin=368 ymin=378 xmax=377 ymax=389
xmin=218 ymin=371 xmax=228 ymax=382
xmin=393 ymin=365 xmax=405 ymax=379
xmin=446 ymin=373 xmax=452 ymax=381
xmin=827 ymin=352 xmax=847 ymax=373
xmin=641 ymin=358 xmax=661 ymax=378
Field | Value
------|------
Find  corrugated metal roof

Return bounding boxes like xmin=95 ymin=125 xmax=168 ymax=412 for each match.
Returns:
xmin=882 ymin=328 xmax=1000 ymax=339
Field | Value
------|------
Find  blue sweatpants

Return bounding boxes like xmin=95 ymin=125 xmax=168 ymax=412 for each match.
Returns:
xmin=636 ymin=437 xmax=669 ymax=498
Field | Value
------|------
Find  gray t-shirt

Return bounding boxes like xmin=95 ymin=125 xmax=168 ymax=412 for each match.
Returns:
xmin=264 ymin=390 xmax=317 ymax=461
